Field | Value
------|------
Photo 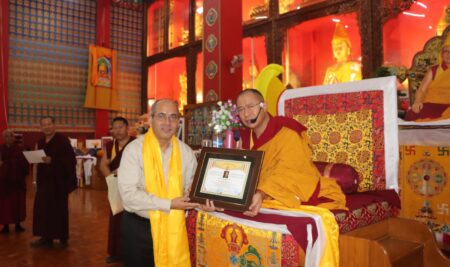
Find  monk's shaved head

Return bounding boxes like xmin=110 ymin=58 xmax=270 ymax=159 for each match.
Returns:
xmin=237 ymin=89 xmax=264 ymax=103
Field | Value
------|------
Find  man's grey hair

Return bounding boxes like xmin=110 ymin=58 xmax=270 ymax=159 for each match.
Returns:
xmin=150 ymin=99 xmax=179 ymax=116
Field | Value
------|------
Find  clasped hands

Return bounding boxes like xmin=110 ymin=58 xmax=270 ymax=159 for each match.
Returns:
xmin=169 ymin=190 xmax=265 ymax=217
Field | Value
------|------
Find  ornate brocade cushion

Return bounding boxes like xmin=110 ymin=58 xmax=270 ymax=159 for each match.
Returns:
xmin=285 ymin=90 xmax=387 ymax=192
xmin=313 ymin=161 xmax=360 ymax=194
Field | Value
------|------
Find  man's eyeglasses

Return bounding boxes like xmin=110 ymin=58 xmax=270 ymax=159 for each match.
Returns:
xmin=152 ymin=112 xmax=180 ymax=122
xmin=237 ymin=102 xmax=261 ymax=114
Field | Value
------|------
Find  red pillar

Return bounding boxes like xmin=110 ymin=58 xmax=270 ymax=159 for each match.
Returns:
xmin=0 ymin=0 xmax=9 ymax=141
xmin=95 ymin=0 xmax=112 ymax=138
xmin=203 ymin=0 xmax=242 ymax=102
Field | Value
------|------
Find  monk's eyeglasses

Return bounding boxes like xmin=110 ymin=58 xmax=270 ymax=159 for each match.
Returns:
xmin=237 ymin=102 xmax=261 ymax=114
xmin=152 ymin=112 xmax=180 ymax=122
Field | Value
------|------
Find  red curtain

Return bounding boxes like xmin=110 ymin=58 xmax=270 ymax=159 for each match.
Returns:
xmin=0 ymin=1 xmax=9 ymax=139
xmin=95 ymin=0 xmax=112 ymax=138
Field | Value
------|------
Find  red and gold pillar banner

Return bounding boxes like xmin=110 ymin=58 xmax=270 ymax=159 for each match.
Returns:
xmin=95 ymin=0 xmax=111 ymax=138
xmin=203 ymin=0 xmax=242 ymax=102
xmin=0 ymin=0 xmax=9 ymax=140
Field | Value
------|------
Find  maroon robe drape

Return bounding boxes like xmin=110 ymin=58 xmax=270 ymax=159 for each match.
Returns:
xmin=33 ymin=134 xmax=76 ymax=240
xmin=0 ymin=144 xmax=28 ymax=224
xmin=105 ymin=137 xmax=135 ymax=257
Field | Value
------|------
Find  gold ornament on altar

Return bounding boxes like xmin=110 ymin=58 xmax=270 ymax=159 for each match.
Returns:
xmin=279 ymin=0 xmax=294 ymax=14
xmin=249 ymin=1 xmax=268 ymax=21
xmin=323 ymin=23 xmax=362 ymax=85
xmin=178 ymin=73 xmax=187 ymax=114
xmin=195 ymin=5 xmax=203 ymax=40
xmin=181 ymin=28 xmax=189 ymax=46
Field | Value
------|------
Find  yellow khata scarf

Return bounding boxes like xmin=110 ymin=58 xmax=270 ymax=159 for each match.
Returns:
xmin=111 ymin=140 xmax=116 ymax=160
xmin=142 ymin=128 xmax=190 ymax=266
xmin=263 ymin=200 xmax=340 ymax=267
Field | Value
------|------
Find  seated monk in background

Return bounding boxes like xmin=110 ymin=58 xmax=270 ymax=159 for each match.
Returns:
xmin=323 ymin=23 xmax=361 ymax=85
xmin=406 ymin=35 xmax=450 ymax=121
xmin=236 ymin=89 xmax=346 ymax=217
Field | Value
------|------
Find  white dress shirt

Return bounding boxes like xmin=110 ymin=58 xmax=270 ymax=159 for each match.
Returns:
xmin=118 ymin=135 xmax=197 ymax=219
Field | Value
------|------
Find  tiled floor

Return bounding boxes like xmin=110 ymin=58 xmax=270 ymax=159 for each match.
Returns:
xmin=0 ymin=177 xmax=122 ymax=267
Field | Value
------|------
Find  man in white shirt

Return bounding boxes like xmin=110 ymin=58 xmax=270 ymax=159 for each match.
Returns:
xmin=118 ymin=99 xmax=199 ymax=267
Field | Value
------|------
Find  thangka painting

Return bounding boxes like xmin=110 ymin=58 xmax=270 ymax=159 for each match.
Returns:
xmin=278 ymin=77 xmax=399 ymax=192
xmin=84 ymin=45 xmax=120 ymax=111
xmin=90 ymin=45 xmax=115 ymax=88
xmin=95 ymin=56 xmax=112 ymax=88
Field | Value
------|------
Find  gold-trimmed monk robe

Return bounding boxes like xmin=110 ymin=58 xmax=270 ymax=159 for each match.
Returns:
xmin=241 ymin=116 xmax=347 ymax=211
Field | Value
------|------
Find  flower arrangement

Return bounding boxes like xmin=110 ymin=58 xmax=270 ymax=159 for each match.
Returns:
xmin=136 ymin=123 xmax=149 ymax=135
xmin=209 ymin=100 xmax=240 ymax=133
xmin=135 ymin=114 xmax=150 ymax=135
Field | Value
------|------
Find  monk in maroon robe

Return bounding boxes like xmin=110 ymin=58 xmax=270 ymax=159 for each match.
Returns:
xmin=0 ymin=130 xmax=28 ymax=234
xmin=99 ymin=117 xmax=135 ymax=263
xmin=31 ymin=116 xmax=76 ymax=248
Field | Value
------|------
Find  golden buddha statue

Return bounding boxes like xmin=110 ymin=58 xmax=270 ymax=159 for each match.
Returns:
xmin=323 ymin=23 xmax=361 ymax=85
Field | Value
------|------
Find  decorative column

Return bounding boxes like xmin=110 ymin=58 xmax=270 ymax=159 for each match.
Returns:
xmin=203 ymin=0 xmax=242 ymax=102
xmin=359 ymin=0 xmax=383 ymax=79
xmin=0 ymin=0 xmax=9 ymax=139
xmin=267 ymin=0 xmax=282 ymax=65
xmin=95 ymin=0 xmax=112 ymax=138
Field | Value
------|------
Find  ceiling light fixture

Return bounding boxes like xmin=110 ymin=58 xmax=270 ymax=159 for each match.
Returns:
xmin=402 ymin=11 xmax=425 ymax=18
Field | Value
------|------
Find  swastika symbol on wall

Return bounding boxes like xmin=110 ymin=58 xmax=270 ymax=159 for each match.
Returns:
xmin=437 ymin=147 xmax=449 ymax=156
xmin=405 ymin=146 xmax=416 ymax=156
xmin=437 ymin=203 xmax=449 ymax=215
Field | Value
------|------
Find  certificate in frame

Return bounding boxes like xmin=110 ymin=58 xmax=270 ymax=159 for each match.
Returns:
xmin=189 ymin=147 xmax=264 ymax=212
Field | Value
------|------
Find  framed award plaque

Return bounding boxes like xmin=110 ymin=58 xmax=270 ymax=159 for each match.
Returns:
xmin=189 ymin=147 xmax=264 ymax=212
